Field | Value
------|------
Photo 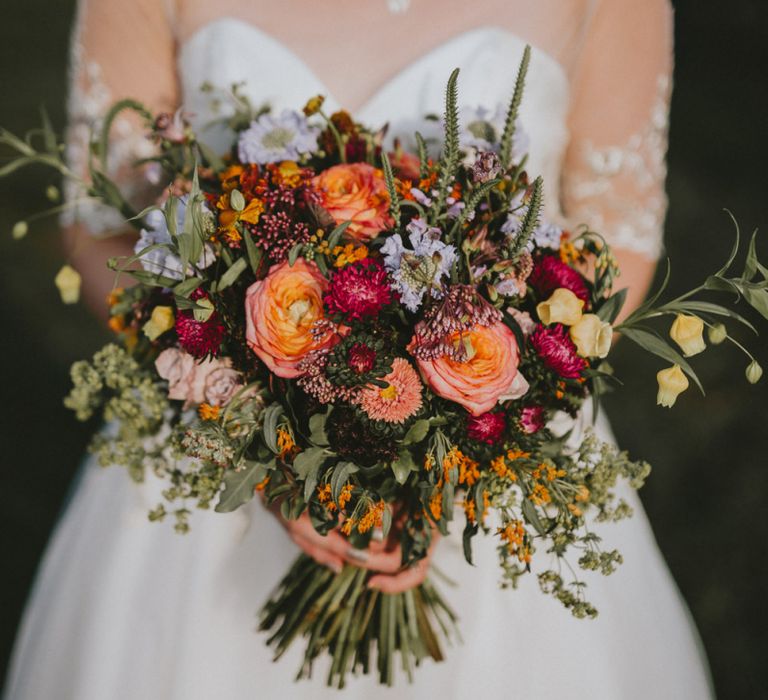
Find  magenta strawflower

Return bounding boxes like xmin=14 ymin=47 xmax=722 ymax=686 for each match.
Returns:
xmin=519 ymin=405 xmax=545 ymax=434
xmin=466 ymin=411 xmax=506 ymax=444
xmin=528 ymin=254 xmax=589 ymax=303
xmin=175 ymin=289 xmax=225 ymax=358
xmin=530 ymin=324 xmax=587 ymax=379
xmin=324 ymin=258 xmax=392 ymax=321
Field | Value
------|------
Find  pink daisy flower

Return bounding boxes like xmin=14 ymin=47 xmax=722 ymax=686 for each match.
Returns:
xmin=359 ymin=358 xmax=423 ymax=423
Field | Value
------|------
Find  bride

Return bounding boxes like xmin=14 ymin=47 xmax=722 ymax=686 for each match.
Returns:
xmin=4 ymin=0 xmax=714 ymax=697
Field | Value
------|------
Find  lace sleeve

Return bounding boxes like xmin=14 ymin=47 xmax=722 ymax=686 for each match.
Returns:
xmin=61 ymin=0 xmax=179 ymax=236
xmin=561 ymin=0 xmax=674 ymax=260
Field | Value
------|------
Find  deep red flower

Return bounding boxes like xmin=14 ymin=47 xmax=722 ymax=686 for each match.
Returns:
xmin=324 ymin=258 xmax=392 ymax=321
xmin=530 ymin=324 xmax=587 ymax=379
xmin=175 ymin=289 xmax=225 ymax=358
xmin=347 ymin=342 xmax=377 ymax=375
xmin=519 ymin=406 xmax=545 ymax=434
xmin=528 ymin=254 xmax=589 ymax=303
xmin=466 ymin=411 xmax=507 ymax=445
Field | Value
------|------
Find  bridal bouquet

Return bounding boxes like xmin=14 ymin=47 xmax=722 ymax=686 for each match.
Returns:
xmin=4 ymin=48 xmax=766 ymax=687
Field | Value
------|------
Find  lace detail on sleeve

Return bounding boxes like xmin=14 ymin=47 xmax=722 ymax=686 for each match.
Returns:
xmin=60 ymin=0 xmax=179 ymax=236
xmin=61 ymin=45 xmax=159 ymax=236
xmin=564 ymin=74 xmax=671 ymax=259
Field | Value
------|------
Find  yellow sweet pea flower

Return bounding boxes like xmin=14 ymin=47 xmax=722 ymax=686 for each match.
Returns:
xmin=536 ymin=288 xmax=584 ymax=326
xmin=143 ymin=305 xmax=175 ymax=341
xmin=54 ymin=264 xmax=81 ymax=304
xmin=707 ymin=323 xmax=727 ymax=345
xmin=656 ymin=364 xmax=689 ymax=407
xmin=569 ymin=314 xmax=613 ymax=358
xmin=669 ymin=314 xmax=706 ymax=357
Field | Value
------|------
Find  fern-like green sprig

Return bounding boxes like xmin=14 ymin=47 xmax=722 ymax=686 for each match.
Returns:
xmin=509 ymin=175 xmax=543 ymax=257
xmin=500 ymin=45 xmax=531 ymax=169
xmin=414 ymin=131 xmax=429 ymax=180
xmin=432 ymin=68 xmax=461 ymax=221
xmin=380 ymin=151 xmax=401 ymax=225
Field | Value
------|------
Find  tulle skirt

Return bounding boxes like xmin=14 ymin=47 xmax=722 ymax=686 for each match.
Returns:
xmin=4 ymin=412 xmax=713 ymax=699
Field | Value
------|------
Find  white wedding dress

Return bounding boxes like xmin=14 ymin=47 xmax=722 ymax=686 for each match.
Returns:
xmin=5 ymin=2 xmax=714 ymax=698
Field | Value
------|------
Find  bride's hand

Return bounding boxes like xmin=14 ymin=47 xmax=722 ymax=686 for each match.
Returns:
xmin=274 ymin=508 xmax=439 ymax=593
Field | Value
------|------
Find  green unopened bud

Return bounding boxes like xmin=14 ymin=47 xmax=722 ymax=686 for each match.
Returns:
xmin=229 ymin=189 xmax=245 ymax=212
xmin=46 ymin=185 xmax=60 ymax=202
xmin=707 ymin=323 xmax=727 ymax=345
xmin=12 ymin=221 xmax=28 ymax=239
xmin=746 ymin=360 xmax=763 ymax=384
xmin=192 ymin=297 xmax=215 ymax=323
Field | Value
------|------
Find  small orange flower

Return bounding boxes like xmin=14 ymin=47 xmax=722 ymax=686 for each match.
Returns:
xmin=198 ymin=403 xmax=221 ymax=421
xmin=108 ymin=315 xmax=126 ymax=333
xmin=106 ymin=288 xmax=124 ymax=307
xmin=332 ymin=243 xmax=368 ymax=268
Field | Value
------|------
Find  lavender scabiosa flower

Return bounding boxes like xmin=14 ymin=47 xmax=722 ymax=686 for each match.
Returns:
xmin=134 ymin=197 xmax=215 ymax=280
xmin=381 ymin=218 xmax=457 ymax=312
xmin=238 ymin=110 xmax=318 ymax=164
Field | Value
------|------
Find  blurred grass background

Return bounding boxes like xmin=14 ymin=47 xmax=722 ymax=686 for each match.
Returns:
xmin=0 ymin=1 xmax=766 ymax=696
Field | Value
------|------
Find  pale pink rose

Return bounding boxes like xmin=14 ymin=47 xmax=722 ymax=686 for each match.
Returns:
xmin=414 ymin=321 xmax=521 ymax=416
xmin=156 ymin=349 xmax=242 ymax=407
xmin=155 ymin=348 xmax=197 ymax=402
xmin=245 ymin=259 xmax=338 ymax=378
xmin=190 ymin=358 xmax=242 ymax=406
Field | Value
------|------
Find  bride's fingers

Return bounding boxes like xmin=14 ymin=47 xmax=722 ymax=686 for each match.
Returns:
xmin=367 ymin=558 xmax=429 ymax=594
xmin=289 ymin=532 xmax=344 ymax=573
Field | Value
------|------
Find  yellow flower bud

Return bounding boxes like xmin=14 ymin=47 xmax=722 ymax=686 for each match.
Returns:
xmin=143 ymin=305 xmax=175 ymax=341
xmin=46 ymin=185 xmax=60 ymax=202
xmin=536 ymin=288 xmax=584 ymax=326
xmin=569 ymin=314 xmax=613 ymax=358
xmin=707 ymin=323 xmax=727 ymax=345
xmin=54 ymin=264 xmax=81 ymax=304
xmin=656 ymin=364 xmax=689 ymax=408
xmin=303 ymin=94 xmax=325 ymax=117
xmin=12 ymin=221 xmax=28 ymax=239
xmin=669 ymin=314 xmax=706 ymax=357
xmin=746 ymin=360 xmax=763 ymax=384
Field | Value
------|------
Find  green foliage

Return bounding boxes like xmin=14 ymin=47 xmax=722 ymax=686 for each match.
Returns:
xmin=500 ymin=45 xmax=531 ymax=168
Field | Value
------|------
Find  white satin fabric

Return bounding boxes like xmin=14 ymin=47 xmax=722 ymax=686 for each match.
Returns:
xmin=5 ymin=20 xmax=712 ymax=700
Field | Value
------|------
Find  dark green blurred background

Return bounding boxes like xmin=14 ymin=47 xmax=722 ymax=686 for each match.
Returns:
xmin=1 ymin=1 xmax=767 ymax=697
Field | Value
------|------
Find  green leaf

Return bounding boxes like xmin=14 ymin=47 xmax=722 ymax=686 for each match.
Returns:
xmin=741 ymin=285 xmax=768 ymax=320
xmin=402 ymin=419 xmax=430 ymax=445
xmin=293 ymin=447 xmax=328 ymax=501
xmin=661 ymin=300 xmax=757 ymax=333
xmin=521 ymin=499 xmax=547 ymax=537
xmin=715 ymin=211 xmax=740 ymax=277
xmin=742 ymin=230 xmax=760 ymax=281
xmin=331 ymin=461 xmax=359 ymax=502
xmin=462 ymin=521 xmax=479 ymax=565
xmin=173 ymin=276 xmax=203 ymax=298
xmin=596 ymin=288 xmax=628 ymax=324
xmin=391 ymin=450 xmax=417 ymax=485
xmin=326 ymin=221 xmax=351 ymax=250
xmin=308 ymin=412 xmax=330 ymax=446
xmin=380 ymin=505 xmax=392 ymax=538
xmin=215 ymin=460 xmax=272 ymax=513
xmin=215 ymin=256 xmax=248 ymax=291
xmin=262 ymin=403 xmax=284 ymax=454
xmin=287 ymin=243 xmax=304 ymax=266
xmin=619 ymin=326 xmax=704 ymax=394
xmin=243 ymin=226 xmax=263 ymax=275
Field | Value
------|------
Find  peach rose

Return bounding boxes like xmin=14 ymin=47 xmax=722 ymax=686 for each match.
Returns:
xmin=313 ymin=162 xmax=394 ymax=242
xmin=414 ymin=322 xmax=521 ymax=416
xmin=245 ymin=259 xmax=337 ymax=378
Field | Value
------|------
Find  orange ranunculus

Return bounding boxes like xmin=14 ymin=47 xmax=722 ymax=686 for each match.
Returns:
xmin=312 ymin=163 xmax=394 ymax=242
xmin=414 ymin=322 xmax=523 ymax=416
xmin=245 ymin=259 xmax=337 ymax=378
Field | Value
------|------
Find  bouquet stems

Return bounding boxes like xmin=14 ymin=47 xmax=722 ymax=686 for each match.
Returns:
xmin=259 ymin=554 xmax=459 ymax=688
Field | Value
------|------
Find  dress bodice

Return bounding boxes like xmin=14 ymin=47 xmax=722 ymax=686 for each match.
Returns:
xmin=179 ymin=18 xmax=570 ymax=220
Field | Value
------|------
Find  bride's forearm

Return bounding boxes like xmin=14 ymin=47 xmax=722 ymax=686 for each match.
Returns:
xmin=609 ymin=248 xmax=658 ymax=323
xmin=62 ymin=224 xmax=137 ymax=323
